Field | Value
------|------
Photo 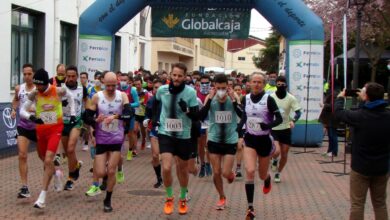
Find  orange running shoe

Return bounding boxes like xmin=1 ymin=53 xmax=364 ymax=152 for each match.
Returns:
xmin=263 ymin=175 xmax=272 ymax=194
xmin=164 ymin=197 xmax=174 ymax=215
xmin=178 ymin=199 xmax=188 ymax=215
xmin=216 ymin=197 xmax=226 ymax=210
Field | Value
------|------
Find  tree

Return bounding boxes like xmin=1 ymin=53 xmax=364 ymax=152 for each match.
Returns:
xmin=252 ymin=29 xmax=281 ymax=73
xmin=306 ymin=0 xmax=390 ymax=83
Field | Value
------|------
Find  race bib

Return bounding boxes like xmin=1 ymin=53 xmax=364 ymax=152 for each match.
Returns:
xmin=247 ymin=117 xmax=262 ymax=132
xmin=215 ymin=111 xmax=232 ymax=124
xmin=40 ymin=111 xmax=57 ymax=124
xmin=102 ymin=119 xmax=119 ymax=132
xmin=165 ymin=118 xmax=183 ymax=132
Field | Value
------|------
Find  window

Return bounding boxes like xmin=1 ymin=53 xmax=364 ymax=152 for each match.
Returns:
xmin=139 ymin=8 xmax=148 ymax=37
xmin=158 ymin=62 xmax=163 ymax=71
xmin=60 ymin=22 xmax=77 ymax=65
xmin=238 ymin=56 xmax=246 ymax=61
xmin=139 ymin=42 xmax=145 ymax=68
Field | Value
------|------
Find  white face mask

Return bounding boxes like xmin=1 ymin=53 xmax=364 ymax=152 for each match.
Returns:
xmin=216 ymin=89 xmax=227 ymax=98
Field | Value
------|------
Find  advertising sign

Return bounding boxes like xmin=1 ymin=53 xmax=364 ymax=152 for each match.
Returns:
xmin=78 ymin=35 xmax=112 ymax=80
xmin=0 ymin=103 xmax=17 ymax=150
xmin=152 ymin=9 xmax=250 ymax=39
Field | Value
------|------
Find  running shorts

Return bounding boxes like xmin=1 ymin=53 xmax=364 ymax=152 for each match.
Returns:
xmin=135 ymin=115 xmax=145 ymax=123
xmin=207 ymin=141 xmax=237 ymax=155
xmin=96 ymin=144 xmax=122 ymax=155
xmin=271 ymin=129 xmax=291 ymax=145
xmin=158 ymin=134 xmax=192 ymax=161
xmin=244 ymin=133 xmax=274 ymax=157
xmin=62 ymin=119 xmax=83 ymax=137
xmin=17 ymin=126 xmax=37 ymax=142
xmin=36 ymin=124 xmax=64 ymax=157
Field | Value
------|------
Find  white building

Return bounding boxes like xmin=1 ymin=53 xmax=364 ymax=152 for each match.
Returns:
xmin=0 ymin=0 xmax=151 ymax=103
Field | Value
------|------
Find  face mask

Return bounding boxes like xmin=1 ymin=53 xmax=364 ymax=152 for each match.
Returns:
xmin=200 ymin=83 xmax=210 ymax=94
xmin=269 ymin=79 xmax=276 ymax=86
xmin=101 ymin=85 xmax=106 ymax=90
xmin=120 ymin=81 xmax=129 ymax=90
xmin=94 ymin=80 xmax=101 ymax=87
xmin=216 ymin=89 xmax=227 ymax=98
xmin=387 ymin=65 xmax=390 ymax=71
xmin=276 ymin=85 xmax=287 ymax=92
xmin=56 ymin=75 xmax=65 ymax=81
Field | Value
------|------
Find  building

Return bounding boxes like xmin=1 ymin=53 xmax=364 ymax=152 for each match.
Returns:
xmin=0 ymin=0 xmax=151 ymax=103
xmin=151 ymin=38 xmax=225 ymax=73
xmin=225 ymin=35 xmax=266 ymax=75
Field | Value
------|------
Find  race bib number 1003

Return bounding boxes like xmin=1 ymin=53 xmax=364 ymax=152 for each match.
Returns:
xmin=165 ymin=118 xmax=183 ymax=132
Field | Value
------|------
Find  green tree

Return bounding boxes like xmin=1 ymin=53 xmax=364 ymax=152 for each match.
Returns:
xmin=253 ymin=29 xmax=281 ymax=73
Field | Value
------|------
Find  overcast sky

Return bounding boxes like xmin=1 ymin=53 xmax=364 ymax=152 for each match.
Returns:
xmin=249 ymin=9 xmax=272 ymax=40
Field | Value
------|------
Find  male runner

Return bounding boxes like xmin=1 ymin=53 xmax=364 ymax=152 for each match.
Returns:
xmin=49 ymin=64 xmax=66 ymax=87
xmin=84 ymin=72 xmax=132 ymax=212
xmin=270 ymin=76 xmax=301 ymax=183
xmin=12 ymin=63 xmax=36 ymax=198
xmin=153 ymin=63 xmax=198 ymax=215
xmin=61 ymin=65 xmax=88 ymax=190
xmin=198 ymin=74 xmax=241 ymax=210
xmin=20 ymin=68 xmax=76 ymax=209
xmin=237 ymin=72 xmax=282 ymax=219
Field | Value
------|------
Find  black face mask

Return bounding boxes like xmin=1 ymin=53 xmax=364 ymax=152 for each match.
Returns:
xmin=169 ymin=81 xmax=185 ymax=95
xmin=276 ymin=85 xmax=287 ymax=99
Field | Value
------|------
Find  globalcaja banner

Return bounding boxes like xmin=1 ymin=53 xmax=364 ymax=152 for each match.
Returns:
xmin=78 ymin=35 xmax=112 ymax=80
xmin=288 ymin=40 xmax=324 ymax=124
xmin=152 ymin=8 xmax=250 ymax=39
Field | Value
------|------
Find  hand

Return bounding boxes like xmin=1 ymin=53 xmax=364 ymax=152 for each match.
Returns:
xmin=69 ymin=116 xmax=77 ymax=126
xmin=143 ymin=119 xmax=150 ymax=128
xmin=104 ymin=115 xmax=115 ymax=125
xmin=62 ymin=99 xmax=69 ymax=107
xmin=208 ymin=87 xmax=216 ymax=99
xmin=290 ymin=121 xmax=295 ymax=129
xmin=227 ymin=88 xmax=235 ymax=100
xmin=259 ymin=122 xmax=271 ymax=130
xmin=29 ymin=115 xmax=44 ymax=124
xmin=96 ymin=114 xmax=105 ymax=123
xmin=178 ymin=99 xmax=188 ymax=112
xmin=337 ymin=89 xmax=346 ymax=98
xmin=11 ymin=109 xmax=16 ymax=119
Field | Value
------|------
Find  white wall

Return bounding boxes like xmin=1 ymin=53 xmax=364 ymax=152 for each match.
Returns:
xmin=0 ymin=0 xmax=151 ymax=102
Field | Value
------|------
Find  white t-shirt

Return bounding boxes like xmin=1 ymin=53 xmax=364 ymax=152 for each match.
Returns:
xmin=270 ymin=92 xmax=301 ymax=130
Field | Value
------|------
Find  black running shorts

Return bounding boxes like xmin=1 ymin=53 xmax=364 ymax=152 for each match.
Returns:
xmin=158 ymin=134 xmax=192 ymax=161
xmin=207 ymin=140 xmax=237 ymax=155
xmin=243 ymin=133 xmax=274 ymax=157
xmin=17 ymin=126 xmax=37 ymax=142
xmin=271 ymin=129 xmax=292 ymax=145
xmin=96 ymin=144 xmax=122 ymax=155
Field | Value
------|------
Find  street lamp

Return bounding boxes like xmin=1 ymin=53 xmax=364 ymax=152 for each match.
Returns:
xmin=348 ymin=0 xmax=368 ymax=89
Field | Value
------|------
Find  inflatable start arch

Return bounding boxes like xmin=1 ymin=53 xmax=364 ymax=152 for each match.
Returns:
xmin=79 ymin=0 xmax=325 ymax=146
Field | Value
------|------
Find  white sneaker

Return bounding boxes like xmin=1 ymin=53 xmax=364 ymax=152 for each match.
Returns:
xmin=34 ymin=200 xmax=46 ymax=209
xmin=54 ymin=169 xmax=63 ymax=192
xmin=82 ymin=145 xmax=89 ymax=151
xmin=146 ymin=143 xmax=151 ymax=149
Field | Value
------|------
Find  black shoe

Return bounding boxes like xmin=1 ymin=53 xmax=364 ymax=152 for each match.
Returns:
xmin=100 ymin=181 xmax=107 ymax=191
xmin=235 ymin=169 xmax=243 ymax=178
xmin=64 ymin=180 xmax=74 ymax=191
xmin=71 ymin=162 xmax=82 ymax=181
xmin=103 ymin=200 xmax=113 ymax=213
xmin=153 ymin=180 xmax=163 ymax=188
xmin=245 ymin=208 xmax=255 ymax=220
xmin=198 ymin=164 xmax=206 ymax=178
xmin=17 ymin=186 xmax=31 ymax=198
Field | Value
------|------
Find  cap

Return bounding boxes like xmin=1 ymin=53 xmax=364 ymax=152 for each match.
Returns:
xmin=33 ymin=68 xmax=49 ymax=85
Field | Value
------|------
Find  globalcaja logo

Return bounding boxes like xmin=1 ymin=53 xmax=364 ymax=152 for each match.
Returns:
xmin=163 ymin=14 xmax=180 ymax=29
xmin=3 ymin=108 xmax=16 ymax=129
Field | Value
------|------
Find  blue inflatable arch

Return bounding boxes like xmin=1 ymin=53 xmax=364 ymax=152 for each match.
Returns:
xmin=79 ymin=0 xmax=325 ymax=146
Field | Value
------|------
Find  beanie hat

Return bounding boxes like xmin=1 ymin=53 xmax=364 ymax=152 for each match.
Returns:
xmin=33 ymin=68 xmax=49 ymax=85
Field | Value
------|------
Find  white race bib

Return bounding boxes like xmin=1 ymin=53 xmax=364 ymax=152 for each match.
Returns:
xmin=165 ymin=118 xmax=183 ymax=132
xmin=247 ymin=117 xmax=262 ymax=132
xmin=102 ymin=119 xmax=119 ymax=132
xmin=215 ymin=111 xmax=232 ymax=124
xmin=40 ymin=112 xmax=57 ymax=124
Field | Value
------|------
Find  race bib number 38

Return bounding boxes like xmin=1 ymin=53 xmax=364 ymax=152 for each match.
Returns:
xmin=215 ymin=111 xmax=232 ymax=124
xmin=165 ymin=118 xmax=183 ymax=132
xmin=247 ymin=117 xmax=262 ymax=132
xmin=40 ymin=112 xmax=57 ymax=124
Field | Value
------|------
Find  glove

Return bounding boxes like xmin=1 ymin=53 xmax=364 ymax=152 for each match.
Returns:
xmin=236 ymin=125 xmax=243 ymax=135
xmin=62 ymin=99 xmax=69 ymax=107
xmin=178 ymin=98 xmax=187 ymax=112
xmin=69 ymin=116 xmax=77 ymax=126
xmin=143 ymin=119 xmax=150 ymax=128
xmin=29 ymin=115 xmax=44 ymax=124
xmin=259 ymin=122 xmax=271 ymax=130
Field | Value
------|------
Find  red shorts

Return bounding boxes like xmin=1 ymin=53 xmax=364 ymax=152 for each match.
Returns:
xmin=36 ymin=124 xmax=64 ymax=157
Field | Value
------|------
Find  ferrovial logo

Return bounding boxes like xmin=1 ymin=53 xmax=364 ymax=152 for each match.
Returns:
xmin=182 ymin=18 xmax=241 ymax=33
xmin=163 ymin=14 xmax=180 ymax=29
xmin=3 ymin=108 xmax=16 ymax=129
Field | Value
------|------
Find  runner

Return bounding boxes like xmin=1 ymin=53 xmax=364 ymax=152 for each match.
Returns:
xmin=144 ymin=79 xmax=163 ymax=188
xmin=133 ymin=76 xmax=149 ymax=151
xmin=49 ymin=64 xmax=66 ymax=87
xmin=20 ymin=68 xmax=76 ymax=209
xmin=233 ymin=84 xmax=244 ymax=178
xmin=116 ymin=73 xmax=139 ymax=183
xmin=270 ymin=76 xmax=301 ymax=183
xmin=61 ymin=65 xmax=88 ymax=190
xmin=12 ymin=63 xmax=36 ymax=198
xmin=198 ymin=74 xmax=241 ymax=210
xmin=237 ymin=72 xmax=282 ymax=219
xmin=153 ymin=63 xmax=198 ymax=215
xmin=84 ymin=72 xmax=132 ymax=212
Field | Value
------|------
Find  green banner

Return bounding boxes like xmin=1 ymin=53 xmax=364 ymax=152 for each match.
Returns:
xmin=152 ymin=9 xmax=250 ymax=39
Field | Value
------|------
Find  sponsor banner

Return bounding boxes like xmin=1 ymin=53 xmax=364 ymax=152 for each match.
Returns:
xmin=78 ymin=35 xmax=112 ymax=80
xmin=288 ymin=40 xmax=324 ymax=122
xmin=0 ymin=103 xmax=17 ymax=150
xmin=152 ymin=8 xmax=250 ymax=39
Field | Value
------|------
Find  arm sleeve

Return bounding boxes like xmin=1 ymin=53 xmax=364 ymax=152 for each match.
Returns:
xmin=293 ymin=110 xmax=302 ymax=122
xmin=119 ymin=103 xmax=133 ymax=122
xmin=267 ymin=96 xmax=283 ymax=128
xmin=233 ymin=101 xmax=243 ymax=117
xmin=84 ymin=109 xmax=97 ymax=127
xmin=186 ymin=106 xmax=199 ymax=120
xmin=130 ymin=88 xmax=140 ymax=108
xmin=198 ymin=99 xmax=211 ymax=121
xmin=151 ymin=97 xmax=161 ymax=125
xmin=145 ymin=98 xmax=154 ymax=120
xmin=20 ymin=91 xmax=36 ymax=119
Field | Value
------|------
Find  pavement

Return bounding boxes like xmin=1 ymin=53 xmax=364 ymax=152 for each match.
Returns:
xmin=0 ymin=141 xmax=388 ymax=220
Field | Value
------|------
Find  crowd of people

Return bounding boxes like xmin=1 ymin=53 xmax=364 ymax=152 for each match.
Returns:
xmin=10 ymin=62 xmax=389 ymax=220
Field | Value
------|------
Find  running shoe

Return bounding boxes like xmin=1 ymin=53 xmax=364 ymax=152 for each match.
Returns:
xmin=54 ymin=155 xmax=61 ymax=166
xmin=85 ymin=185 xmax=102 ymax=197
xmin=72 ymin=161 xmax=83 ymax=181
xmin=17 ymin=186 xmax=31 ymax=198
xmin=205 ymin=163 xmax=212 ymax=176
xmin=82 ymin=145 xmax=89 ymax=151
xmin=103 ymin=200 xmax=113 ymax=213
xmin=198 ymin=164 xmax=206 ymax=178
xmin=271 ymin=159 xmax=278 ymax=172
xmin=33 ymin=200 xmax=45 ymax=209
xmin=153 ymin=180 xmax=163 ymax=188
xmin=274 ymin=173 xmax=281 ymax=183
xmin=116 ymin=171 xmax=125 ymax=184
xmin=245 ymin=208 xmax=255 ymax=220
xmin=185 ymin=190 xmax=191 ymax=202
xmin=263 ymin=175 xmax=272 ymax=194
xmin=127 ymin=150 xmax=133 ymax=161
xmin=164 ymin=197 xmax=174 ymax=215
xmin=235 ymin=167 xmax=243 ymax=179
xmin=64 ymin=180 xmax=74 ymax=191
xmin=216 ymin=197 xmax=226 ymax=210
xmin=178 ymin=199 xmax=188 ymax=215
xmin=54 ymin=169 xmax=63 ymax=192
